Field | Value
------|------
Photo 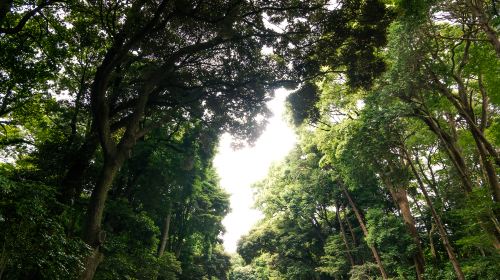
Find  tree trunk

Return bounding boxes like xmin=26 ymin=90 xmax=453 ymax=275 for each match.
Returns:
xmin=467 ymin=0 xmax=500 ymax=57
xmin=444 ymin=76 xmax=500 ymax=193
xmin=0 ymin=243 xmax=6 ymax=280
xmin=83 ymin=156 xmax=125 ymax=246
xmin=429 ymin=222 xmax=437 ymax=262
xmin=473 ymin=138 xmax=500 ymax=248
xmin=80 ymin=154 xmax=125 ymax=280
xmin=80 ymin=129 xmax=138 ymax=279
xmin=344 ymin=208 xmax=358 ymax=248
xmin=470 ymin=129 xmax=500 ymax=203
xmin=80 ymin=249 xmax=104 ymax=280
xmin=78 ymin=3 xmax=173 ymax=277
xmin=404 ymin=150 xmax=466 ymax=280
xmin=341 ymin=184 xmax=389 ymax=279
xmin=431 ymin=75 xmax=500 ymax=168
xmin=336 ymin=202 xmax=355 ymax=267
xmin=417 ymin=113 xmax=500 ymax=249
xmin=158 ymin=205 xmax=172 ymax=257
xmin=383 ymin=177 xmax=425 ymax=280
xmin=418 ymin=114 xmax=475 ymax=193
xmin=429 ymin=60 xmax=500 ymax=247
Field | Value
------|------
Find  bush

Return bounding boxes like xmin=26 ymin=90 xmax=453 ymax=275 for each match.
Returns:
xmin=0 ymin=175 xmax=89 ymax=279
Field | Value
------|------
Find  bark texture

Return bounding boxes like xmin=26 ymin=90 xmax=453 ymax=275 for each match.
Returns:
xmin=384 ymin=178 xmax=425 ymax=280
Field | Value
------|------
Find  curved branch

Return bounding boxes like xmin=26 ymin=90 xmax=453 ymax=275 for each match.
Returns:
xmin=0 ymin=0 xmax=61 ymax=35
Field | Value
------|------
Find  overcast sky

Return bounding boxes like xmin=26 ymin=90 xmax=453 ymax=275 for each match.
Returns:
xmin=213 ymin=88 xmax=297 ymax=253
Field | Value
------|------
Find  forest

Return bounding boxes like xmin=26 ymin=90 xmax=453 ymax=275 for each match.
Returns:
xmin=0 ymin=0 xmax=498 ymax=279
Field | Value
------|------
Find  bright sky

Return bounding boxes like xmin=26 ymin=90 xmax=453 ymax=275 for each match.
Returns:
xmin=213 ymin=88 xmax=297 ymax=253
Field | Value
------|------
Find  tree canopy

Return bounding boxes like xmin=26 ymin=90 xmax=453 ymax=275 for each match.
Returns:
xmin=1 ymin=0 xmax=499 ymax=279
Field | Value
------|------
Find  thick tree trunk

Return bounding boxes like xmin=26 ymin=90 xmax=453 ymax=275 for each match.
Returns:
xmin=80 ymin=249 xmax=104 ymax=280
xmin=158 ymin=205 xmax=172 ymax=257
xmin=80 ymin=125 xmax=139 ymax=279
xmin=341 ymin=185 xmax=389 ymax=279
xmin=80 ymin=154 xmax=126 ymax=280
xmin=80 ymin=39 xmax=155 ymax=279
xmin=83 ymin=156 xmax=124 ymax=247
xmin=405 ymin=151 xmax=466 ymax=280
xmin=78 ymin=3 xmax=174 ymax=278
xmin=66 ymin=50 xmax=117 ymax=244
xmin=336 ymin=202 xmax=355 ymax=267
xmin=383 ymin=178 xmax=425 ymax=280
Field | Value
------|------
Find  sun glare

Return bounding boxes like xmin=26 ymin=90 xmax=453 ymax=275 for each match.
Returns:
xmin=213 ymin=88 xmax=297 ymax=253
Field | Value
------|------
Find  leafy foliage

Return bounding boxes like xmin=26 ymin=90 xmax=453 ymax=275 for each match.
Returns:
xmin=1 ymin=0 xmax=499 ymax=279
